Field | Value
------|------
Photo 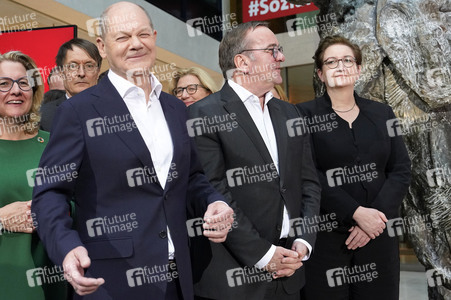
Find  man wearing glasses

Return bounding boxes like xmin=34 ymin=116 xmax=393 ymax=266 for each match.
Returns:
xmin=188 ymin=21 xmax=321 ymax=299
xmin=40 ymin=38 xmax=102 ymax=131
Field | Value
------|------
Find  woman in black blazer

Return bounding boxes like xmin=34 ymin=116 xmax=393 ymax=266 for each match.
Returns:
xmin=297 ymin=36 xmax=411 ymax=300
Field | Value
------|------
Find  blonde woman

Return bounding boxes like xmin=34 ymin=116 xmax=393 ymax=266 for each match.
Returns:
xmin=172 ymin=67 xmax=219 ymax=106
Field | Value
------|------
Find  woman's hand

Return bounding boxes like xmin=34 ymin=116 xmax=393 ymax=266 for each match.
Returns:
xmin=0 ymin=200 xmax=34 ymax=233
xmin=353 ymin=206 xmax=387 ymax=239
xmin=346 ymin=225 xmax=371 ymax=250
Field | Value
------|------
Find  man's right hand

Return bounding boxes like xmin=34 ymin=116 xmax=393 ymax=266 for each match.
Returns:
xmin=353 ymin=206 xmax=387 ymax=239
xmin=63 ymin=246 xmax=105 ymax=296
xmin=264 ymin=246 xmax=302 ymax=279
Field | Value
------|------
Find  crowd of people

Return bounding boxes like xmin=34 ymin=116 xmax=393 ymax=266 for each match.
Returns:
xmin=0 ymin=1 xmax=411 ymax=300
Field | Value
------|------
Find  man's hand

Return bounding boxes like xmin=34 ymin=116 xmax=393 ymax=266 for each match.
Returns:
xmin=291 ymin=241 xmax=309 ymax=261
xmin=353 ymin=207 xmax=387 ymax=239
xmin=346 ymin=226 xmax=371 ymax=250
xmin=202 ymin=202 xmax=234 ymax=243
xmin=63 ymin=246 xmax=105 ymax=296
xmin=265 ymin=246 xmax=302 ymax=279
xmin=0 ymin=200 xmax=34 ymax=233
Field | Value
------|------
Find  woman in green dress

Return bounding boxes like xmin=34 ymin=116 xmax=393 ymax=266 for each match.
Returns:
xmin=0 ymin=51 xmax=66 ymax=299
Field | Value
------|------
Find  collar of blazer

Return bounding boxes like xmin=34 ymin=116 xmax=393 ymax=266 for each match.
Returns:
xmin=89 ymin=76 xmax=184 ymax=191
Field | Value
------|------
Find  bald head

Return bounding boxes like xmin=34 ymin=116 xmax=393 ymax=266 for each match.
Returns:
xmin=99 ymin=2 xmax=153 ymax=39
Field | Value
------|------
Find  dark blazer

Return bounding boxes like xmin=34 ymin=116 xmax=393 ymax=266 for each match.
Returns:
xmin=296 ymin=93 xmax=411 ymax=226
xmin=32 ymin=76 xmax=225 ymax=300
xmin=40 ymin=95 xmax=66 ymax=131
xmin=187 ymin=82 xmax=321 ymax=300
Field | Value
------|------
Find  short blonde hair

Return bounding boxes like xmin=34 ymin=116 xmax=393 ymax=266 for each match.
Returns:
xmin=0 ymin=51 xmax=43 ymax=135
xmin=172 ymin=67 xmax=219 ymax=95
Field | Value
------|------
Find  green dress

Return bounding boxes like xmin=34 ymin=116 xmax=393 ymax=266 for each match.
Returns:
xmin=0 ymin=131 xmax=66 ymax=300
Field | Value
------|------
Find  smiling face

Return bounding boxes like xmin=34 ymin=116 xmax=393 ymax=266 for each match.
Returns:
xmin=61 ymin=46 xmax=100 ymax=97
xmin=176 ymin=74 xmax=211 ymax=106
xmin=318 ymin=44 xmax=361 ymax=90
xmin=97 ymin=2 xmax=157 ymax=82
xmin=0 ymin=61 xmax=33 ymax=119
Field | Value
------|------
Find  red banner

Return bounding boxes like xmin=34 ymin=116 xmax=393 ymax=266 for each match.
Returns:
xmin=242 ymin=0 xmax=318 ymax=22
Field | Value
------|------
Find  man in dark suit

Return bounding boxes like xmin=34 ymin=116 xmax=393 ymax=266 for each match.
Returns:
xmin=40 ymin=38 xmax=102 ymax=131
xmin=32 ymin=2 xmax=233 ymax=299
xmin=188 ymin=22 xmax=321 ymax=299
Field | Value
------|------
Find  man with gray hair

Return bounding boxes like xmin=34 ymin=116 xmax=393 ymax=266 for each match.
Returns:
xmin=188 ymin=21 xmax=321 ymax=299
xmin=32 ymin=2 xmax=234 ymax=299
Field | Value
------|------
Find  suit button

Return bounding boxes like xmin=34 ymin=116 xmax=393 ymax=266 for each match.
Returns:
xmin=164 ymin=194 xmax=168 ymax=200
xmin=281 ymin=188 xmax=287 ymax=193
xmin=159 ymin=230 xmax=167 ymax=239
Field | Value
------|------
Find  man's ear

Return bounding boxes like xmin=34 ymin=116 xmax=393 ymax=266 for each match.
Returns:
xmin=96 ymin=37 xmax=107 ymax=59
xmin=233 ymin=54 xmax=250 ymax=75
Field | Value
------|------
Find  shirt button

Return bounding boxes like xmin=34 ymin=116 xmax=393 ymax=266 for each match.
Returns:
xmin=159 ymin=230 xmax=167 ymax=239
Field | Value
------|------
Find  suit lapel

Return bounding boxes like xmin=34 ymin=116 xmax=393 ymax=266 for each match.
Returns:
xmin=267 ymin=99 xmax=288 ymax=184
xmin=90 ymin=78 xmax=156 ymax=174
xmin=221 ymin=83 xmax=274 ymax=166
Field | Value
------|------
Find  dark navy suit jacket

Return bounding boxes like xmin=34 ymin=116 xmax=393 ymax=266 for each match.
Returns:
xmin=32 ymin=76 xmax=225 ymax=300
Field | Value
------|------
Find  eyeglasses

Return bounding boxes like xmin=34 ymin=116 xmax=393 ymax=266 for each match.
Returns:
xmin=173 ymin=84 xmax=207 ymax=97
xmin=239 ymin=46 xmax=283 ymax=59
xmin=323 ymin=56 xmax=356 ymax=69
xmin=65 ymin=63 xmax=98 ymax=73
xmin=0 ymin=77 xmax=32 ymax=92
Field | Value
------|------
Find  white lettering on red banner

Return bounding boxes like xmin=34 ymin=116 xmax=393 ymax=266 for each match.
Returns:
xmin=243 ymin=0 xmax=318 ymax=22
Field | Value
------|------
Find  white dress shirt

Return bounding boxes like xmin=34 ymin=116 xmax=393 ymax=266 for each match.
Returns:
xmin=228 ymin=80 xmax=311 ymax=268
xmin=108 ymin=70 xmax=175 ymax=259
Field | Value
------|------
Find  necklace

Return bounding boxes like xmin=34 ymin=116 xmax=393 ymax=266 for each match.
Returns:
xmin=332 ymin=102 xmax=356 ymax=113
